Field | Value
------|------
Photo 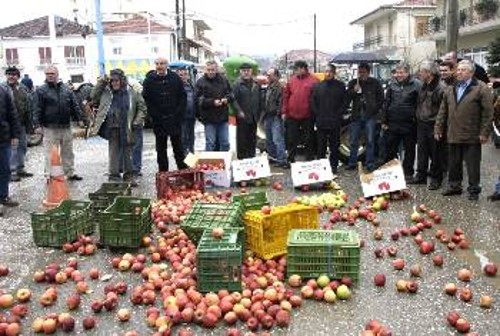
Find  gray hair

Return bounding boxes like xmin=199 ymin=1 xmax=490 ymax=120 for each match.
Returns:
xmin=419 ymin=61 xmax=440 ymax=77
xmin=206 ymin=60 xmax=218 ymax=67
xmin=395 ymin=62 xmax=410 ymax=73
xmin=457 ymin=59 xmax=475 ymax=74
xmin=45 ymin=65 xmax=59 ymax=74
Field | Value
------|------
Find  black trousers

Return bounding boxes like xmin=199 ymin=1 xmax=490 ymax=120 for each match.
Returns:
xmin=385 ymin=129 xmax=417 ymax=177
xmin=236 ymin=122 xmax=257 ymax=160
xmin=317 ymin=128 xmax=340 ymax=172
xmin=155 ymin=133 xmax=188 ymax=172
xmin=416 ymin=121 xmax=445 ymax=182
xmin=447 ymin=143 xmax=481 ymax=194
xmin=286 ymin=118 xmax=315 ymax=162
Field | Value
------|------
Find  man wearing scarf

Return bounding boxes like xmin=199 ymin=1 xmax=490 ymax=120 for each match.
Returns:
xmin=90 ymin=69 xmax=146 ymax=185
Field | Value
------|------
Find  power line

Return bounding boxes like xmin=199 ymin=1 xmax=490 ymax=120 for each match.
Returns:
xmin=189 ymin=10 xmax=312 ymax=27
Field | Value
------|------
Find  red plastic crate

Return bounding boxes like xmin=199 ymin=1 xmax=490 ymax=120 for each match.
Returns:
xmin=156 ymin=169 xmax=205 ymax=199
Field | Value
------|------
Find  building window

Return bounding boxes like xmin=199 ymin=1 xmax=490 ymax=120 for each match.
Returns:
xmin=5 ymin=48 xmax=19 ymax=65
xmin=459 ymin=47 xmax=489 ymax=68
xmin=112 ymin=47 xmax=122 ymax=55
xmin=39 ymin=47 xmax=52 ymax=65
xmin=64 ymin=46 xmax=86 ymax=65
xmin=415 ymin=17 xmax=429 ymax=37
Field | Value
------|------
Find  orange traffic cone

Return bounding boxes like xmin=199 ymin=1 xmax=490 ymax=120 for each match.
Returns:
xmin=43 ymin=145 xmax=69 ymax=208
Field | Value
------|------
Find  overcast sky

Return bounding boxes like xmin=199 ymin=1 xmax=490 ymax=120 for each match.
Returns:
xmin=0 ymin=0 xmax=394 ymax=56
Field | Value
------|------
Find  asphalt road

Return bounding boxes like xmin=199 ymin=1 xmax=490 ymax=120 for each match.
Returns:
xmin=0 ymin=129 xmax=499 ymax=335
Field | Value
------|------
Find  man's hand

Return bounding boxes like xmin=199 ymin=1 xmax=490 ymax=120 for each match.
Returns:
xmin=434 ymin=132 xmax=442 ymax=141
xmin=479 ymin=135 xmax=488 ymax=144
xmin=11 ymin=138 xmax=19 ymax=146
xmin=237 ymin=110 xmax=245 ymax=119
xmin=214 ymin=99 xmax=222 ymax=107
xmin=381 ymin=124 xmax=389 ymax=131
xmin=220 ymin=98 xmax=228 ymax=105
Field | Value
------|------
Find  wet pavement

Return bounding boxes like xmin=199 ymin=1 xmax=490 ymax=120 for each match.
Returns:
xmin=0 ymin=128 xmax=499 ymax=336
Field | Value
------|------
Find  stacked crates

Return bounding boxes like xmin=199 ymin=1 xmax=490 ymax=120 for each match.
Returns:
xmin=286 ymin=229 xmax=361 ymax=285
xmin=181 ymin=202 xmax=244 ymax=244
xmin=197 ymin=228 xmax=244 ymax=293
xmin=244 ymin=204 xmax=319 ymax=259
xmin=89 ymin=182 xmax=132 ymax=229
xmin=99 ymin=197 xmax=152 ymax=248
xmin=31 ymin=200 xmax=92 ymax=247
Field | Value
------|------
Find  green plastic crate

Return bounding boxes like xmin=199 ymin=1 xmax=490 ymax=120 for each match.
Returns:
xmin=232 ymin=191 xmax=270 ymax=211
xmin=99 ymin=197 xmax=152 ymax=248
xmin=197 ymin=228 xmax=243 ymax=293
xmin=181 ymin=202 xmax=244 ymax=244
xmin=89 ymin=182 xmax=131 ymax=220
xmin=31 ymin=200 xmax=92 ymax=247
xmin=286 ymin=230 xmax=361 ymax=284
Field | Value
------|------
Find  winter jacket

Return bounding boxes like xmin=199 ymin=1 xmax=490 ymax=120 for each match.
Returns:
xmin=435 ymin=78 xmax=493 ymax=144
xmin=33 ymin=81 xmax=86 ymax=128
xmin=232 ymin=77 xmax=261 ymax=125
xmin=282 ymin=73 xmax=319 ymax=120
xmin=0 ymin=85 xmax=21 ymax=143
xmin=89 ymin=79 xmax=146 ymax=144
xmin=416 ymin=77 xmax=445 ymax=123
xmin=382 ymin=77 xmax=421 ymax=134
xmin=1 ymin=82 xmax=32 ymax=129
xmin=310 ymin=78 xmax=347 ymax=130
xmin=142 ymin=70 xmax=186 ymax=136
xmin=264 ymin=81 xmax=282 ymax=117
xmin=195 ymin=73 xmax=233 ymax=124
xmin=346 ymin=77 xmax=384 ymax=120
xmin=183 ymin=81 xmax=197 ymax=120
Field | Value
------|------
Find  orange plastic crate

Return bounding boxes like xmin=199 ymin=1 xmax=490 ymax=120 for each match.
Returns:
xmin=244 ymin=204 xmax=319 ymax=259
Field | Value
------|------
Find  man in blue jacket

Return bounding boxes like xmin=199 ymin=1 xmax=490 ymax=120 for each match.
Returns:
xmin=177 ymin=67 xmax=197 ymax=155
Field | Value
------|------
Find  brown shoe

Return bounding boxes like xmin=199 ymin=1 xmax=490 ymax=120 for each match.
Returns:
xmin=0 ymin=197 xmax=19 ymax=207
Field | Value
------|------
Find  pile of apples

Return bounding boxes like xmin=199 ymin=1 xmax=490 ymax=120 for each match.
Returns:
xmin=151 ymin=189 xmax=230 ymax=227
xmin=288 ymin=274 xmax=353 ymax=303
xmin=293 ymin=191 xmax=347 ymax=211
xmin=360 ymin=320 xmax=393 ymax=336
xmin=61 ymin=235 xmax=97 ymax=255
xmin=195 ymin=162 xmax=226 ymax=171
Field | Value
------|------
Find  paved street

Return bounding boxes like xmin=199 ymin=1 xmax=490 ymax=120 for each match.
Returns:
xmin=0 ymin=129 xmax=499 ymax=335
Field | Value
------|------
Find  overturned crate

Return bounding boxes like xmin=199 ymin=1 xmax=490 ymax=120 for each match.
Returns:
xmin=156 ymin=169 xmax=204 ymax=199
xmin=89 ymin=182 xmax=131 ymax=227
xmin=99 ymin=197 xmax=152 ymax=248
xmin=244 ymin=204 xmax=319 ymax=259
xmin=286 ymin=229 xmax=361 ymax=285
xmin=181 ymin=202 xmax=244 ymax=244
xmin=31 ymin=200 xmax=92 ymax=247
xmin=232 ymin=191 xmax=270 ymax=211
xmin=197 ymin=228 xmax=244 ymax=293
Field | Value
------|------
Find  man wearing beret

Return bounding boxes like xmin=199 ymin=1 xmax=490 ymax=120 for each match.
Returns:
xmin=232 ymin=63 xmax=260 ymax=159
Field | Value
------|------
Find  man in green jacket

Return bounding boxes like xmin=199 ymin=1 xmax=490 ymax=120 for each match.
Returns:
xmin=435 ymin=60 xmax=494 ymax=201
xmin=89 ymin=69 xmax=146 ymax=186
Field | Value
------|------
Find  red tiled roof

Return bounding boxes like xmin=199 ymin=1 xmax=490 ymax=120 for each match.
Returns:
xmin=0 ymin=16 xmax=90 ymax=38
xmin=103 ymin=15 xmax=173 ymax=34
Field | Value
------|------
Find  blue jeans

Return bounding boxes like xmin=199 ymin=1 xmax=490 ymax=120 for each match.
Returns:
xmin=495 ymin=177 xmax=500 ymax=193
xmin=10 ymin=128 xmax=27 ymax=175
xmin=132 ymin=127 xmax=143 ymax=174
xmin=0 ymin=143 xmax=12 ymax=200
xmin=264 ymin=116 xmax=286 ymax=163
xmin=182 ymin=119 xmax=195 ymax=154
xmin=349 ymin=117 xmax=376 ymax=169
xmin=205 ymin=122 xmax=229 ymax=151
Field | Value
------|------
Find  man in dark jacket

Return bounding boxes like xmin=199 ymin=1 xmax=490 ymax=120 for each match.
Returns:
xmin=282 ymin=60 xmax=319 ymax=162
xmin=3 ymin=66 xmax=33 ymax=181
xmin=435 ymin=60 xmax=494 ymax=200
xmin=195 ymin=60 xmax=233 ymax=152
xmin=382 ymin=63 xmax=420 ymax=178
xmin=143 ymin=57 xmax=188 ymax=172
xmin=346 ymin=63 xmax=384 ymax=171
xmin=232 ymin=63 xmax=260 ymax=159
xmin=0 ymin=84 xmax=21 ymax=215
xmin=177 ymin=67 xmax=197 ymax=155
xmin=33 ymin=66 xmax=88 ymax=181
xmin=411 ymin=61 xmax=445 ymax=189
xmin=264 ymin=68 xmax=287 ymax=168
xmin=311 ymin=64 xmax=347 ymax=173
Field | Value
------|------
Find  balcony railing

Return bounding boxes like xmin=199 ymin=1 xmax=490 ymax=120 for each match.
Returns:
xmin=6 ymin=59 xmax=19 ymax=65
xmin=65 ymin=57 xmax=86 ymax=66
xmin=39 ymin=58 xmax=52 ymax=65
xmin=353 ymin=35 xmax=383 ymax=51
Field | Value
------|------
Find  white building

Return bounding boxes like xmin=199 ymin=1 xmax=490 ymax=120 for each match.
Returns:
xmin=350 ymin=0 xmax=438 ymax=66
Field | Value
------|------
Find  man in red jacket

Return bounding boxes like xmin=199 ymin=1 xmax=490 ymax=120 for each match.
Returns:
xmin=282 ymin=60 xmax=319 ymax=162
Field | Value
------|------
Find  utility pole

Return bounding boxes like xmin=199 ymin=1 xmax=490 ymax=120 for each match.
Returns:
xmin=313 ymin=14 xmax=317 ymax=73
xmin=176 ymin=0 xmax=181 ymax=60
xmin=94 ymin=0 xmax=106 ymax=76
xmin=446 ymin=0 xmax=459 ymax=53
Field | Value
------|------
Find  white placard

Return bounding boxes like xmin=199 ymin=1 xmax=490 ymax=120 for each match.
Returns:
xmin=232 ymin=156 xmax=271 ymax=182
xmin=291 ymin=159 xmax=334 ymax=187
xmin=360 ymin=159 xmax=407 ymax=197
